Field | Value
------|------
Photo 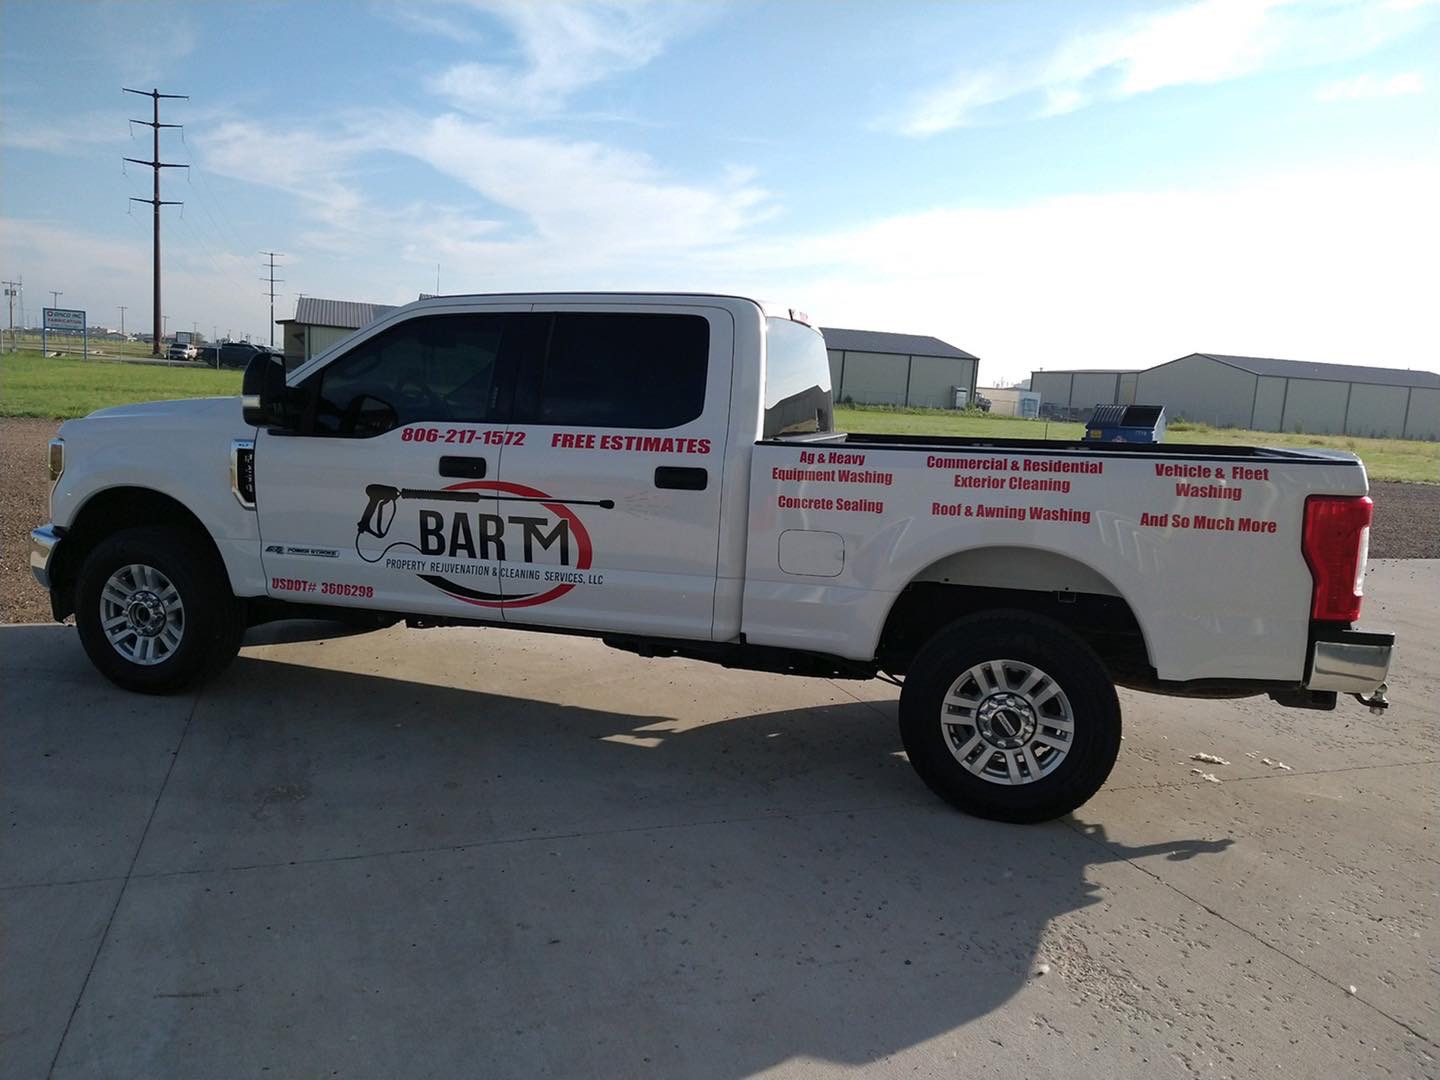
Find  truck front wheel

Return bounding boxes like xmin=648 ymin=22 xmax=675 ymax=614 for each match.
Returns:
xmin=898 ymin=611 xmax=1122 ymax=823
xmin=74 ymin=526 xmax=244 ymax=694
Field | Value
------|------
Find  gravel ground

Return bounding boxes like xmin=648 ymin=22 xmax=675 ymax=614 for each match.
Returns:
xmin=2 ymin=419 xmax=58 ymax=624
xmin=2 ymin=417 xmax=1436 ymax=624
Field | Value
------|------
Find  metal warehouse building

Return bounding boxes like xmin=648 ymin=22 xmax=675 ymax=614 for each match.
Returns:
xmin=1032 ymin=353 xmax=1440 ymax=440
xmin=822 ymin=327 xmax=979 ymax=409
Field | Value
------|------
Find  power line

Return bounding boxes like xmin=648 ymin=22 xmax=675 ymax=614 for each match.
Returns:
xmin=123 ymin=86 xmax=188 ymax=354
xmin=261 ymin=251 xmax=284 ymax=348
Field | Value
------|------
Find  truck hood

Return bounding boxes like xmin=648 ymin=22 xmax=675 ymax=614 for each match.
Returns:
xmin=83 ymin=395 xmax=241 ymax=421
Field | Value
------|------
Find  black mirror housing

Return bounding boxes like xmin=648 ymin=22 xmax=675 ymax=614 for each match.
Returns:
xmin=241 ymin=353 xmax=293 ymax=429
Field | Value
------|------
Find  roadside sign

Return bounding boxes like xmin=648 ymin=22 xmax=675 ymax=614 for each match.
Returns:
xmin=43 ymin=307 xmax=85 ymax=331
xmin=42 ymin=307 xmax=88 ymax=359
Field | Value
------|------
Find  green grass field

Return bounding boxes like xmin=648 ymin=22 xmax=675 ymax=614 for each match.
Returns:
xmin=835 ymin=406 xmax=1438 ymax=483
xmin=0 ymin=350 xmax=241 ymax=419
xmin=1 ymin=353 xmax=1432 ymax=482
xmin=5 ymin=331 xmax=174 ymax=361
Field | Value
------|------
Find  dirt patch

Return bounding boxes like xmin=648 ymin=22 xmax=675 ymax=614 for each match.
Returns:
xmin=1 ymin=417 xmax=1435 ymax=624
xmin=1367 ymin=481 xmax=1440 ymax=559
xmin=2 ymin=418 xmax=59 ymax=623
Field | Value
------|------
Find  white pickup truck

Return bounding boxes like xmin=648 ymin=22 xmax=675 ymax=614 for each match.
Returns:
xmin=30 ymin=293 xmax=1394 ymax=822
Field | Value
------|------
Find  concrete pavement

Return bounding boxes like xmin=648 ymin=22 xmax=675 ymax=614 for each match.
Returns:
xmin=2 ymin=560 xmax=1436 ymax=1079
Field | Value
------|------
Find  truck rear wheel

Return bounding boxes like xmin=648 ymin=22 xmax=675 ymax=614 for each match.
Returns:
xmin=898 ymin=611 xmax=1121 ymax=823
xmin=74 ymin=526 xmax=244 ymax=694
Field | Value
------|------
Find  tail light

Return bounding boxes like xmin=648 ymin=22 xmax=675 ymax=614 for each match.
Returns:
xmin=1302 ymin=495 xmax=1372 ymax=623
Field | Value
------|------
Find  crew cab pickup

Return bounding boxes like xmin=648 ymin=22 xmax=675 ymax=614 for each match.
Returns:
xmin=30 ymin=293 xmax=1394 ymax=822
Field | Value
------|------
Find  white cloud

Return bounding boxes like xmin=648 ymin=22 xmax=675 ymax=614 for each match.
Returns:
xmin=0 ymin=110 xmax=133 ymax=155
xmin=1316 ymin=71 xmax=1425 ymax=100
xmin=718 ymin=164 xmax=1440 ymax=383
xmin=891 ymin=0 xmax=1438 ymax=134
xmin=378 ymin=2 xmax=487 ymax=44
xmin=193 ymin=111 xmax=771 ymax=287
xmin=425 ymin=0 xmax=712 ymax=116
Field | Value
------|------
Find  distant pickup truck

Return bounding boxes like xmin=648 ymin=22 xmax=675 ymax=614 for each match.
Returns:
xmin=196 ymin=341 xmax=280 ymax=369
xmin=30 ymin=294 xmax=1393 ymax=822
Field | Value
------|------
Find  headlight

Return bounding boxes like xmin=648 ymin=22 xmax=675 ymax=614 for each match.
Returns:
xmin=47 ymin=438 xmax=64 ymax=484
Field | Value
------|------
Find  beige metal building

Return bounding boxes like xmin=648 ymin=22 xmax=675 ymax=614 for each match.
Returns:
xmin=1032 ymin=353 xmax=1440 ymax=439
xmin=276 ymin=297 xmax=397 ymax=369
xmin=822 ymin=327 xmax=979 ymax=409
xmin=978 ymin=386 xmax=1041 ymax=418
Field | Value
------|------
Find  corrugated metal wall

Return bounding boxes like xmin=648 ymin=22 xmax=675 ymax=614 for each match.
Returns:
xmin=827 ymin=349 xmax=978 ymax=408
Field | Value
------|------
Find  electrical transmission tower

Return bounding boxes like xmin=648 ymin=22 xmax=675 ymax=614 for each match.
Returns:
xmin=124 ymin=87 xmax=188 ymax=356
xmin=2 ymin=280 xmax=19 ymax=353
xmin=261 ymin=251 xmax=284 ymax=348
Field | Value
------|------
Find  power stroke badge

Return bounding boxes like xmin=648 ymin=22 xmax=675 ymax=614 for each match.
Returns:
xmin=355 ymin=479 xmax=610 ymax=608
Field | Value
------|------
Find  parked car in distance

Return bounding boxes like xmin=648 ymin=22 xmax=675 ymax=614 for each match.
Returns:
xmin=198 ymin=342 xmax=275 ymax=369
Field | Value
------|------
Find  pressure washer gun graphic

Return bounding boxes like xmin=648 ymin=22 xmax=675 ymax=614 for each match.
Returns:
xmin=358 ymin=483 xmax=615 ymax=540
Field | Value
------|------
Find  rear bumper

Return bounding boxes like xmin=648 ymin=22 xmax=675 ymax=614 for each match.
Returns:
xmin=1306 ymin=628 xmax=1393 ymax=694
xmin=30 ymin=524 xmax=63 ymax=591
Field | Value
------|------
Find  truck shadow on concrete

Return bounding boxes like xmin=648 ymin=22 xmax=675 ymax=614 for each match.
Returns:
xmin=8 ymin=628 xmax=1233 ymax=1079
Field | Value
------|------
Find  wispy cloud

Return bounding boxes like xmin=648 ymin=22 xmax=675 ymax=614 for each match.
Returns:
xmin=1316 ymin=71 xmax=1425 ymax=100
xmin=193 ymin=110 xmax=771 ymax=290
xmin=0 ymin=109 xmax=134 ymax=155
xmin=889 ymin=0 xmax=1439 ymax=135
xmin=425 ymin=0 xmax=713 ymax=117
xmin=377 ymin=1 xmax=487 ymax=44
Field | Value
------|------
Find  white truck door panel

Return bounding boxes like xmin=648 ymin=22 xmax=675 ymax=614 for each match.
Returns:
xmin=255 ymin=430 xmax=505 ymax=616
xmin=494 ymin=304 xmax=734 ymax=638
xmin=255 ymin=308 xmax=527 ymax=617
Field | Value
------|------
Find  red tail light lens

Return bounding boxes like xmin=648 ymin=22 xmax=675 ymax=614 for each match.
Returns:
xmin=1302 ymin=495 xmax=1372 ymax=623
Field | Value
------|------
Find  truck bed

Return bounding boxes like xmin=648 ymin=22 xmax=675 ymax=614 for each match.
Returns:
xmin=770 ymin=430 xmax=1363 ymax=467
xmin=742 ymin=431 xmax=1368 ymax=682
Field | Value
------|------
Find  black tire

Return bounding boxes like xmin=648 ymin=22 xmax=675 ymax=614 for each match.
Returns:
xmin=74 ymin=526 xmax=244 ymax=694
xmin=898 ymin=610 xmax=1122 ymax=823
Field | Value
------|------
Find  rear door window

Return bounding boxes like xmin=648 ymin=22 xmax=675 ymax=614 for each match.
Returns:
xmin=519 ymin=313 xmax=710 ymax=429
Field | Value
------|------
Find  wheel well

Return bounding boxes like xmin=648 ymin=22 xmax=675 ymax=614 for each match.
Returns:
xmin=876 ymin=582 xmax=1151 ymax=681
xmin=51 ymin=487 xmax=224 ymax=620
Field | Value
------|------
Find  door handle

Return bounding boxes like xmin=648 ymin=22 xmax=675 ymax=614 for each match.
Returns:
xmin=438 ymin=455 xmax=488 ymax=479
xmin=654 ymin=466 xmax=707 ymax=491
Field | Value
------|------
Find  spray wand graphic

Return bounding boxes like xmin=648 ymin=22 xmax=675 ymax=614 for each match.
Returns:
xmin=355 ymin=484 xmax=614 ymax=565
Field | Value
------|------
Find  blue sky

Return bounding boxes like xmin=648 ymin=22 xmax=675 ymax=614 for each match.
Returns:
xmin=2 ymin=0 xmax=1437 ymax=382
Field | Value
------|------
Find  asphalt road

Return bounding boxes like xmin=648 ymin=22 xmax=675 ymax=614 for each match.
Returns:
xmin=2 ymin=560 xmax=1436 ymax=1080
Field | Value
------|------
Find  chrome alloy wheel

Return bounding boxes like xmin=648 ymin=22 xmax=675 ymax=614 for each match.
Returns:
xmin=939 ymin=659 xmax=1074 ymax=785
xmin=99 ymin=563 xmax=185 ymax=666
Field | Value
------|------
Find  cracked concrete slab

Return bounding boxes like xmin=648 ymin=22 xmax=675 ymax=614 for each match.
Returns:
xmin=2 ymin=560 xmax=1434 ymax=1079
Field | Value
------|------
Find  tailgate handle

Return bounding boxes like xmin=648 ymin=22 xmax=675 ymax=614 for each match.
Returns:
xmin=438 ymin=455 xmax=488 ymax=479
xmin=655 ymin=466 xmax=707 ymax=491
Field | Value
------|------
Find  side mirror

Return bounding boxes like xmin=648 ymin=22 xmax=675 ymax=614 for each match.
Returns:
xmin=241 ymin=352 xmax=295 ymax=429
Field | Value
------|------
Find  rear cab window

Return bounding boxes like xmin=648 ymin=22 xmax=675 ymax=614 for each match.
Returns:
xmin=763 ymin=317 xmax=834 ymax=438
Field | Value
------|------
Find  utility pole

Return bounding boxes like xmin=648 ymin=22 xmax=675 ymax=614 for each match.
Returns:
xmin=118 ymin=305 xmax=127 ymax=339
xmin=2 ymin=280 xmax=18 ymax=352
xmin=49 ymin=290 xmax=63 ymax=307
xmin=124 ymin=87 xmax=188 ymax=356
xmin=260 ymin=252 xmax=284 ymax=348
